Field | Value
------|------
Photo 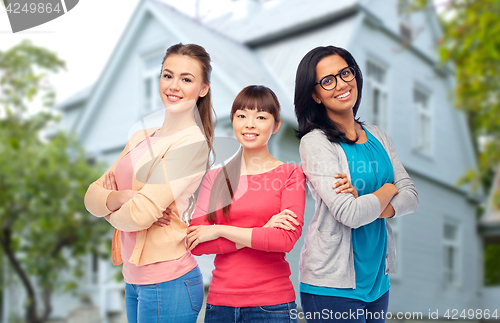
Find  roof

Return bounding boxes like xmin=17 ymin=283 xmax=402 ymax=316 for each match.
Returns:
xmin=152 ymin=0 xmax=296 ymax=122
xmin=208 ymin=0 xmax=360 ymax=45
xmin=73 ymin=0 xmax=300 ymax=138
xmin=56 ymin=85 xmax=93 ymax=111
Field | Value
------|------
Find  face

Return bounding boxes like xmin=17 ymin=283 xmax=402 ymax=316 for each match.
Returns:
xmin=159 ymin=54 xmax=209 ymax=112
xmin=312 ymin=54 xmax=358 ymax=120
xmin=232 ymin=108 xmax=281 ymax=151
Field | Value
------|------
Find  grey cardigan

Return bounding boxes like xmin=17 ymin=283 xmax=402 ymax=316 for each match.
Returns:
xmin=298 ymin=124 xmax=419 ymax=289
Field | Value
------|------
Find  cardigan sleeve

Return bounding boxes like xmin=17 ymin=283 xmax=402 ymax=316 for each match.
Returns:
xmin=299 ymin=131 xmax=380 ymax=229
xmin=375 ymin=126 xmax=419 ymax=217
xmin=251 ymin=166 xmax=306 ymax=253
xmin=106 ymin=134 xmax=208 ymax=232
xmin=84 ymin=141 xmax=131 ymax=218
xmin=190 ymin=170 xmax=238 ymax=256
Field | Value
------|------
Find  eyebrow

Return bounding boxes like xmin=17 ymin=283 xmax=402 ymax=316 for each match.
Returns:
xmin=162 ymin=68 xmax=196 ymax=78
xmin=318 ymin=66 xmax=349 ymax=80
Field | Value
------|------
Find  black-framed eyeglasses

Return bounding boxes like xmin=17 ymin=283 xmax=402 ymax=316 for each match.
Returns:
xmin=314 ymin=66 xmax=356 ymax=91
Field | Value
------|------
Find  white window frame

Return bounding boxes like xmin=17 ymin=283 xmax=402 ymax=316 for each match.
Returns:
xmin=442 ymin=219 xmax=461 ymax=288
xmin=141 ymin=51 xmax=166 ymax=114
xmin=364 ymin=58 xmax=389 ymax=130
xmin=413 ymin=85 xmax=433 ymax=156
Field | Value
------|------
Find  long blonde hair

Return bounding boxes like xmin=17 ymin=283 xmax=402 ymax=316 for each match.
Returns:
xmin=161 ymin=43 xmax=216 ymax=221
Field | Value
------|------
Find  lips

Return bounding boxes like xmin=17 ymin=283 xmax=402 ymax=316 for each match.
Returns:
xmin=166 ymin=94 xmax=182 ymax=102
xmin=242 ymin=133 xmax=259 ymax=140
xmin=335 ymin=89 xmax=352 ymax=101
xmin=334 ymin=89 xmax=351 ymax=99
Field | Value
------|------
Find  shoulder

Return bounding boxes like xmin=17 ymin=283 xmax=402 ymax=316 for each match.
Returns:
xmin=301 ymin=128 xmax=327 ymax=143
xmin=203 ymin=167 xmax=223 ymax=183
xmin=276 ymin=163 xmax=305 ymax=180
xmin=129 ymin=127 xmax=159 ymax=144
xmin=299 ymin=129 xmax=342 ymax=160
xmin=173 ymin=126 xmax=206 ymax=145
xmin=124 ymin=127 xmax=159 ymax=148
xmin=363 ymin=124 xmax=393 ymax=150
xmin=280 ymin=163 xmax=303 ymax=174
xmin=363 ymin=124 xmax=388 ymax=141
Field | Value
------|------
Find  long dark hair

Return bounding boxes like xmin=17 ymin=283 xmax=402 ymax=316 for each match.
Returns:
xmin=294 ymin=45 xmax=364 ymax=143
xmin=206 ymin=85 xmax=280 ymax=223
xmin=161 ymin=43 xmax=216 ymax=221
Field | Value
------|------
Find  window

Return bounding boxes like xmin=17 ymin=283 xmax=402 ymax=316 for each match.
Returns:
xmin=397 ymin=0 xmax=413 ymax=43
xmin=443 ymin=220 xmax=460 ymax=287
xmin=142 ymin=52 xmax=165 ymax=113
xmin=364 ymin=59 xmax=388 ymax=130
xmin=399 ymin=23 xmax=413 ymax=43
xmin=413 ymin=87 xmax=433 ymax=155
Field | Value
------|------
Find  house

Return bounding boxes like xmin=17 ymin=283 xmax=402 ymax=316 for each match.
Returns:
xmin=479 ymin=166 xmax=500 ymax=314
xmin=3 ymin=0 xmax=495 ymax=322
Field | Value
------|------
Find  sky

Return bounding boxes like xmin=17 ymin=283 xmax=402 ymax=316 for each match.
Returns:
xmin=0 ymin=0 xmax=449 ymax=105
xmin=0 ymin=0 xmax=236 ymax=104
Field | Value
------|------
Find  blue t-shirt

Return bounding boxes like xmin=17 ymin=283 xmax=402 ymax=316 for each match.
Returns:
xmin=300 ymin=126 xmax=394 ymax=302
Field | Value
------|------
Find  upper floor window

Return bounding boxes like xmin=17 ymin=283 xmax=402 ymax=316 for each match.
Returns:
xmin=413 ymin=87 xmax=433 ymax=155
xmin=142 ymin=52 xmax=165 ymax=114
xmin=397 ymin=0 xmax=413 ymax=43
xmin=365 ymin=59 xmax=388 ymax=130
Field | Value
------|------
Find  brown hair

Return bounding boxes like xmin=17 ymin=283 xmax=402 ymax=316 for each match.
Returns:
xmin=206 ymin=85 xmax=280 ymax=223
xmin=161 ymin=43 xmax=216 ymax=221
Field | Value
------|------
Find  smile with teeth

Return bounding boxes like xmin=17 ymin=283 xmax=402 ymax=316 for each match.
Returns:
xmin=243 ymin=133 xmax=258 ymax=138
xmin=335 ymin=90 xmax=351 ymax=99
xmin=166 ymin=94 xmax=182 ymax=100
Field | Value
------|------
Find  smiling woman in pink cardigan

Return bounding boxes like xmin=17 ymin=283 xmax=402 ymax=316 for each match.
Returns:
xmin=84 ymin=43 xmax=215 ymax=323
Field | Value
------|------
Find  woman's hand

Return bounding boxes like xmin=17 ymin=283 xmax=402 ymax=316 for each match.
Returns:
xmin=333 ymin=173 xmax=358 ymax=198
xmin=186 ymin=225 xmax=221 ymax=250
xmin=103 ymin=172 xmax=118 ymax=191
xmin=154 ymin=208 xmax=172 ymax=227
xmin=104 ymin=172 xmax=138 ymax=211
xmin=263 ymin=209 xmax=299 ymax=231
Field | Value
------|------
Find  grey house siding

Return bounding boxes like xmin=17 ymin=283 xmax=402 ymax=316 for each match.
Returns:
xmin=5 ymin=0 xmax=489 ymax=321
xmin=388 ymin=173 xmax=482 ymax=313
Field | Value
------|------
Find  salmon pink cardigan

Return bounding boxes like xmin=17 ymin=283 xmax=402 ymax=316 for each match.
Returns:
xmin=84 ymin=126 xmax=208 ymax=266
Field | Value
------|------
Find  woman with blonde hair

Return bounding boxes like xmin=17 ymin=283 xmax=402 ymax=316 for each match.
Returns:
xmin=84 ymin=43 xmax=215 ymax=323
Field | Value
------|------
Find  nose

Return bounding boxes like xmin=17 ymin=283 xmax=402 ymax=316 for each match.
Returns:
xmin=245 ymin=117 xmax=255 ymax=129
xmin=335 ymin=75 xmax=348 ymax=90
xmin=169 ymin=78 xmax=180 ymax=91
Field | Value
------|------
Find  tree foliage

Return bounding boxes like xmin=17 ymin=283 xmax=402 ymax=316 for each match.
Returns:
xmin=437 ymin=0 xmax=500 ymax=196
xmin=0 ymin=41 xmax=109 ymax=323
xmin=434 ymin=0 xmax=500 ymax=285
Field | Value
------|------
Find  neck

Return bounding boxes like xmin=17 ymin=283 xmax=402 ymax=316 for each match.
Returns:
xmin=155 ymin=109 xmax=197 ymax=137
xmin=241 ymin=146 xmax=276 ymax=174
xmin=327 ymin=110 xmax=358 ymax=139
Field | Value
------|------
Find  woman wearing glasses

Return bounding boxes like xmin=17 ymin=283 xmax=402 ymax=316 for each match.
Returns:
xmin=294 ymin=46 xmax=418 ymax=323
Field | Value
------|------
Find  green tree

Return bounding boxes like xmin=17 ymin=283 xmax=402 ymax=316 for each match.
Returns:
xmin=434 ymin=0 xmax=500 ymax=285
xmin=437 ymin=0 xmax=500 ymax=194
xmin=0 ymin=41 xmax=109 ymax=323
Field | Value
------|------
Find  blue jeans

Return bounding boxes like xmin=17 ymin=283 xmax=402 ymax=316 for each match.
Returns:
xmin=204 ymin=301 xmax=299 ymax=323
xmin=300 ymin=291 xmax=389 ymax=323
xmin=125 ymin=266 xmax=204 ymax=323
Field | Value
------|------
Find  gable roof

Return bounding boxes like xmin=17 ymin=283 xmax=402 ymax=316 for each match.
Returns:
xmin=208 ymin=0 xmax=360 ymax=46
xmin=72 ymin=0 xmax=297 ymax=141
